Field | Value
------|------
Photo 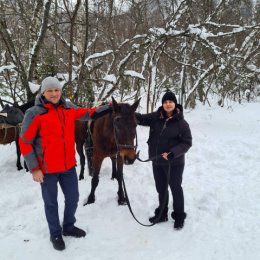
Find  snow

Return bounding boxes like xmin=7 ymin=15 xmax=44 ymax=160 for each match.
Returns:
xmin=247 ymin=64 xmax=260 ymax=73
xmin=28 ymin=82 xmax=40 ymax=94
xmin=124 ymin=70 xmax=145 ymax=80
xmin=0 ymin=64 xmax=16 ymax=73
xmin=102 ymin=74 xmax=117 ymax=84
xmin=0 ymin=99 xmax=260 ymax=260
xmin=84 ymin=50 xmax=114 ymax=65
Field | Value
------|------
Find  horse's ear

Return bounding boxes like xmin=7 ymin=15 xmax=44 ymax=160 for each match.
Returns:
xmin=131 ymin=98 xmax=141 ymax=112
xmin=111 ymin=96 xmax=120 ymax=112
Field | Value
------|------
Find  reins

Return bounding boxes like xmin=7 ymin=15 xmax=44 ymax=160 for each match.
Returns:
xmin=87 ymin=110 xmax=171 ymax=227
xmin=122 ymin=159 xmax=171 ymax=227
xmin=111 ymin=117 xmax=171 ymax=227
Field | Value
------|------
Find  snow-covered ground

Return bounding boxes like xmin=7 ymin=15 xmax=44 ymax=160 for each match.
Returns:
xmin=0 ymin=99 xmax=259 ymax=260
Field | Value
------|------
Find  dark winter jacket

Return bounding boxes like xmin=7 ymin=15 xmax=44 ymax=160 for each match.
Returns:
xmin=136 ymin=105 xmax=192 ymax=165
xmin=19 ymin=96 xmax=111 ymax=173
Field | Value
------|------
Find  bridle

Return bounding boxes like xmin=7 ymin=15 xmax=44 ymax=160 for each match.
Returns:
xmin=112 ymin=115 xmax=138 ymax=154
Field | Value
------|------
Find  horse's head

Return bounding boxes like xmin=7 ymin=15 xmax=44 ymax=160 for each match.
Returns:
xmin=0 ymin=105 xmax=24 ymax=125
xmin=111 ymin=97 xmax=140 ymax=165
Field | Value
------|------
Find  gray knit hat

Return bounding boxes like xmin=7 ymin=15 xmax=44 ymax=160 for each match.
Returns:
xmin=41 ymin=76 xmax=62 ymax=93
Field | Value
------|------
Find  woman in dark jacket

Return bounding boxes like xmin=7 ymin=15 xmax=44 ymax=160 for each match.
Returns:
xmin=136 ymin=91 xmax=192 ymax=229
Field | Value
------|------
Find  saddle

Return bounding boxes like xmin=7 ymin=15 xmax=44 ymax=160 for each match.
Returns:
xmin=0 ymin=104 xmax=24 ymax=126
xmin=0 ymin=122 xmax=21 ymax=144
xmin=0 ymin=104 xmax=23 ymax=143
xmin=0 ymin=122 xmax=20 ymax=130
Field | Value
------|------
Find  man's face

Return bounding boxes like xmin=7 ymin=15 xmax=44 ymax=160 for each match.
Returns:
xmin=43 ymin=88 xmax=62 ymax=104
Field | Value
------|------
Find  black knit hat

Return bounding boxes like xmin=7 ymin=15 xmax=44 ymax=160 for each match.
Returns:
xmin=161 ymin=91 xmax=177 ymax=105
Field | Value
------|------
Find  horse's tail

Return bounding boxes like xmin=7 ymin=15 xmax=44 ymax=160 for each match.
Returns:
xmin=84 ymin=121 xmax=94 ymax=176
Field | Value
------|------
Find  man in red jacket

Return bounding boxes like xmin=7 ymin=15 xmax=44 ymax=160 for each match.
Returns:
xmin=19 ymin=76 xmax=111 ymax=251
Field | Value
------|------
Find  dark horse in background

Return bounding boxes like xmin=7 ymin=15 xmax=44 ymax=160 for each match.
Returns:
xmin=0 ymin=104 xmax=25 ymax=170
xmin=0 ymin=100 xmax=34 ymax=171
xmin=79 ymin=97 xmax=140 ymax=205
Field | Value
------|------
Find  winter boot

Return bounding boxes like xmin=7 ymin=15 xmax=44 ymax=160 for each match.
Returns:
xmin=63 ymin=226 xmax=86 ymax=238
xmin=50 ymin=235 xmax=65 ymax=251
xmin=171 ymin=212 xmax=187 ymax=230
xmin=149 ymin=207 xmax=168 ymax=224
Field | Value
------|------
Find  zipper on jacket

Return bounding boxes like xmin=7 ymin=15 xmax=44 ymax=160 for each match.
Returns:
xmin=61 ymin=110 xmax=68 ymax=168
xmin=56 ymin=108 xmax=67 ymax=169
xmin=159 ymin=116 xmax=172 ymax=136
xmin=155 ymin=120 xmax=167 ymax=163
xmin=156 ymin=115 xmax=174 ymax=162
xmin=159 ymin=121 xmax=167 ymax=136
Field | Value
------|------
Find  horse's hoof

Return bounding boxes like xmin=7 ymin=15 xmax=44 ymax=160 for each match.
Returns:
xmin=85 ymin=195 xmax=95 ymax=205
xmin=79 ymin=176 xmax=84 ymax=181
xmin=17 ymin=166 xmax=23 ymax=171
xmin=118 ymin=199 xmax=127 ymax=206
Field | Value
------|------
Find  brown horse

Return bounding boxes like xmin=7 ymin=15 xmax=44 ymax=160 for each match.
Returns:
xmin=75 ymin=120 xmax=89 ymax=179
xmin=83 ymin=97 xmax=140 ymax=205
xmin=0 ymin=105 xmax=25 ymax=170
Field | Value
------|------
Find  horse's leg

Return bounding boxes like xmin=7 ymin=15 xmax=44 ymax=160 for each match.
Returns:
xmin=24 ymin=161 xmax=29 ymax=172
xmin=15 ymin=139 xmax=23 ymax=171
xmin=84 ymin=156 xmax=103 ymax=205
xmin=110 ymin=156 xmax=117 ymax=180
xmin=85 ymin=129 xmax=93 ymax=176
xmin=116 ymin=156 xmax=127 ymax=205
xmin=86 ymin=148 xmax=93 ymax=176
xmin=76 ymin=141 xmax=85 ymax=180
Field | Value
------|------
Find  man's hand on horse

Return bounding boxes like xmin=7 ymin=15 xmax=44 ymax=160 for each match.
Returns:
xmin=32 ymin=169 xmax=44 ymax=183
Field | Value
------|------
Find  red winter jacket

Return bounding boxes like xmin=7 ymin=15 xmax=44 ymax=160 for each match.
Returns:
xmin=19 ymin=96 xmax=111 ymax=174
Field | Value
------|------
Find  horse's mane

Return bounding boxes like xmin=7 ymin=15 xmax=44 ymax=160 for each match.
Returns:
xmin=18 ymin=99 xmax=35 ymax=113
xmin=114 ymin=103 xmax=133 ymax=115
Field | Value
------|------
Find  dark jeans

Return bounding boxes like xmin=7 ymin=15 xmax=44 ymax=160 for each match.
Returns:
xmin=152 ymin=163 xmax=185 ymax=214
xmin=40 ymin=167 xmax=79 ymax=237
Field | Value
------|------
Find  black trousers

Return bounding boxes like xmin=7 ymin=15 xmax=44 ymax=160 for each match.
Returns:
xmin=152 ymin=163 xmax=185 ymax=214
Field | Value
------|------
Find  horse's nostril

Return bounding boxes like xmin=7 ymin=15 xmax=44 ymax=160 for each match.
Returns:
xmin=123 ymin=156 xmax=136 ymax=165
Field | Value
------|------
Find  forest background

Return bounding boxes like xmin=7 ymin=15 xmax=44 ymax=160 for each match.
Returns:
xmin=0 ymin=0 xmax=260 ymax=111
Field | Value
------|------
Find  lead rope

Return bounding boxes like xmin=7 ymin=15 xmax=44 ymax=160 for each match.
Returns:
xmin=122 ymin=151 xmax=171 ymax=227
xmin=114 ymin=123 xmax=171 ymax=226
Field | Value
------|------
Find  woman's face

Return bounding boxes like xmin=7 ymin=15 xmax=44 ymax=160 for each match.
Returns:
xmin=163 ymin=100 xmax=176 ymax=114
xmin=43 ymin=88 xmax=62 ymax=104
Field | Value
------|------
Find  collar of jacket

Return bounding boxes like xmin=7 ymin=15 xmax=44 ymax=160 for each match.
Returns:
xmin=35 ymin=95 xmax=68 ymax=109
xmin=157 ymin=104 xmax=184 ymax=121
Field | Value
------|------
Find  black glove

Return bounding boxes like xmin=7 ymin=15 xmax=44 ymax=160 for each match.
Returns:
xmin=167 ymin=152 xmax=174 ymax=160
